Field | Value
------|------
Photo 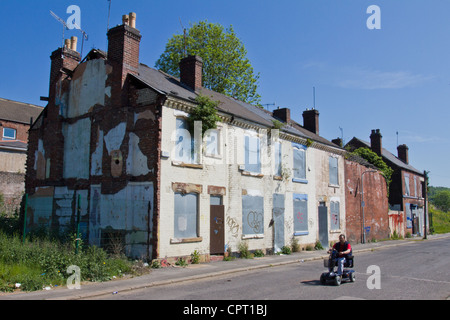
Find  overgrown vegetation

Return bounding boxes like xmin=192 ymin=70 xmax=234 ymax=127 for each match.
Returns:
xmin=428 ymin=186 xmax=450 ymax=234
xmin=187 ymin=94 xmax=221 ymax=136
xmin=429 ymin=205 xmax=450 ymax=234
xmin=238 ymin=241 xmax=252 ymax=259
xmin=350 ymin=147 xmax=394 ymax=190
xmin=428 ymin=187 xmax=450 ymax=213
xmin=0 ymin=214 xmax=148 ymax=293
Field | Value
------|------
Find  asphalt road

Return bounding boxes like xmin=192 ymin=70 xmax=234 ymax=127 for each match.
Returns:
xmin=88 ymin=237 xmax=450 ymax=300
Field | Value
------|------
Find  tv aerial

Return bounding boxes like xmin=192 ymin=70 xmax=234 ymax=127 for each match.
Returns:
xmin=50 ymin=10 xmax=89 ymax=57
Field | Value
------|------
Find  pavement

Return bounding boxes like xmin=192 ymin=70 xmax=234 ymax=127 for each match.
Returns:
xmin=1 ymin=233 xmax=449 ymax=300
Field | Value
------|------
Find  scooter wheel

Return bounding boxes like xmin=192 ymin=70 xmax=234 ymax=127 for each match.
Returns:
xmin=320 ymin=274 xmax=326 ymax=285
xmin=334 ymin=275 xmax=342 ymax=286
xmin=350 ymin=272 xmax=356 ymax=282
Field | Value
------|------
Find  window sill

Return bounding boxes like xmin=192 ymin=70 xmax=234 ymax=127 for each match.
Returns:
xmin=242 ymin=234 xmax=264 ymax=240
xmin=171 ymin=161 xmax=203 ymax=169
xmin=204 ymin=153 xmax=222 ymax=159
xmin=170 ymin=237 xmax=203 ymax=244
xmin=241 ymin=171 xmax=264 ymax=178
xmin=292 ymin=178 xmax=308 ymax=184
xmin=403 ymin=195 xmax=424 ymax=200
xmin=329 ymin=184 xmax=340 ymax=188
xmin=293 ymin=231 xmax=309 ymax=236
xmin=330 ymin=230 xmax=342 ymax=234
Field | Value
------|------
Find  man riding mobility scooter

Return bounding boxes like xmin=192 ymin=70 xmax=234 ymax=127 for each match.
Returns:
xmin=320 ymin=234 xmax=355 ymax=286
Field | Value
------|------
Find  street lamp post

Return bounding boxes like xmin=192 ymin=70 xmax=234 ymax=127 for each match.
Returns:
xmin=361 ymin=170 xmax=377 ymax=244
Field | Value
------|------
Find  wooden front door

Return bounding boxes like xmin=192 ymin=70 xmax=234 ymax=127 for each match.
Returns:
xmin=210 ymin=205 xmax=225 ymax=254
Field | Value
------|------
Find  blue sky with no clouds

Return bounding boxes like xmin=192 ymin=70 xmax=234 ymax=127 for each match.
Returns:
xmin=0 ymin=0 xmax=449 ymax=187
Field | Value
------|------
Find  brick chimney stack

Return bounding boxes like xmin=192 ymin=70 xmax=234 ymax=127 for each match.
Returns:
xmin=273 ymin=107 xmax=291 ymax=123
xmin=302 ymin=108 xmax=319 ymax=135
xmin=179 ymin=55 xmax=203 ymax=91
xmin=370 ymin=129 xmax=383 ymax=156
xmin=107 ymin=12 xmax=142 ymax=101
xmin=48 ymin=45 xmax=81 ymax=117
xmin=397 ymin=144 xmax=409 ymax=164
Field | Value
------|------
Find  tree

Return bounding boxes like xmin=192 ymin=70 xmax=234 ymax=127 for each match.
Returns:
xmin=155 ymin=21 xmax=261 ymax=105
xmin=433 ymin=190 xmax=450 ymax=212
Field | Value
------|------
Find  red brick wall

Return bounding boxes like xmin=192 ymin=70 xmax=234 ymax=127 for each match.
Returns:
xmin=0 ymin=121 xmax=30 ymax=142
xmin=344 ymin=159 xmax=390 ymax=243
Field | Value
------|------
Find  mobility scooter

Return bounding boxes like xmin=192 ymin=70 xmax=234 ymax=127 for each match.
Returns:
xmin=320 ymin=249 xmax=355 ymax=286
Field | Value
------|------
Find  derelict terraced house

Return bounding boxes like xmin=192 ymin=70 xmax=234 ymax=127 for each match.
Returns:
xmin=25 ymin=13 xmax=348 ymax=261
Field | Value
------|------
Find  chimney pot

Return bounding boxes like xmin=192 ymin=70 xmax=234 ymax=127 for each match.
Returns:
xmin=122 ymin=14 xmax=129 ymax=25
xmin=70 ymin=36 xmax=78 ymax=52
xmin=65 ymin=39 xmax=71 ymax=49
xmin=129 ymin=12 xmax=136 ymax=28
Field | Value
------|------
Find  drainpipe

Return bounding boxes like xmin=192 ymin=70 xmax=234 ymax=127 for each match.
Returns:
xmin=423 ymin=170 xmax=428 ymax=240
xmin=76 ymin=194 xmax=81 ymax=254
xmin=361 ymin=170 xmax=377 ymax=244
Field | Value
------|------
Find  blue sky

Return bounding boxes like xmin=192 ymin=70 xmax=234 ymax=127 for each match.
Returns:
xmin=0 ymin=0 xmax=449 ymax=187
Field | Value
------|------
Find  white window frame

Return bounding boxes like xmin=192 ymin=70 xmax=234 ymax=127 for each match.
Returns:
xmin=2 ymin=127 xmax=16 ymax=140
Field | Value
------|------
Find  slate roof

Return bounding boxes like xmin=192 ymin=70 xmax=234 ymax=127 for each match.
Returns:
xmin=136 ymin=64 xmax=341 ymax=149
xmin=348 ymin=137 xmax=423 ymax=175
xmin=0 ymin=140 xmax=27 ymax=151
xmin=0 ymin=98 xmax=44 ymax=125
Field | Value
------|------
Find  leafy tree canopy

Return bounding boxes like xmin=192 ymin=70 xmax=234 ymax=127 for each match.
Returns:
xmin=432 ymin=190 xmax=450 ymax=212
xmin=155 ymin=21 xmax=261 ymax=105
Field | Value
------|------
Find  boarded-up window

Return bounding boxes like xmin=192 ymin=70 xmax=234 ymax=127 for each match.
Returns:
xmin=292 ymin=143 xmax=306 ymax=182
xmin=205 ymin=129 xmax=220 ymax=156
xmin=175 ymin=118 xmax=195 ymax=163
xmin=274 ymin=141 xmax=282 ymax=177
xmin=242 ymin=195 xmax=264 ymax=235
xmin=404 ymin=174 xmax=410 ymax=196
xmin=329 ymin=156 xmax=339 ymax=185
xmin=330 ymin=201 xmax=340 ymax=230
xmin=293 ymin=194 xmax=308 ymax=235
xmin=245 ymin=135 xmax=261 ymax=173
xmin=174 ymin=192 xmax=198 ymax=239
xmin=414 ymin=176 xmax=418 ymax=197
xmin=405 ymin=204 xmax=412 ymax=228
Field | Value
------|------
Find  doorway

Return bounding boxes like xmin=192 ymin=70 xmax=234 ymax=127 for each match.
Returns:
xmin=318 ymin=202 xmax=328 ymax=248
xmin=210 ymin=196 xmax=225 ymax=255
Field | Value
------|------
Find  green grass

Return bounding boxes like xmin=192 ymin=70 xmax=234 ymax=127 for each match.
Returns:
xmin=0 ymin=231 xmax=143 ymax=293
xmin=430 ymin=206 xmax=450 ymax=234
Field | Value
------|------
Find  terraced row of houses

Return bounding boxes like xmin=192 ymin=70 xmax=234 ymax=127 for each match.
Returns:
xmin=9 ymin=12 xmax=427 ymax=261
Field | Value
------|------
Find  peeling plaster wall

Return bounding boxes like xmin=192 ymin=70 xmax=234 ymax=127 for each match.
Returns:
xmin=89 ymin=182 xmax=154 ymax=258
xmin=63 ymin=118 xmax=91 ymax=179
xmin=158 ymin=105 xmax=347 ymax=259
xmin=127 ymin=132 xmax=150 ymax=176
xmin=314 ymin=149 xmax=346 ymax=245
xmin=68 ymin=59 xmax=109 ymax=118
xmin=159 ymin=106 xmax=229 ymax=258
xmin=91 ymin=129 xmax=104 ymax=176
